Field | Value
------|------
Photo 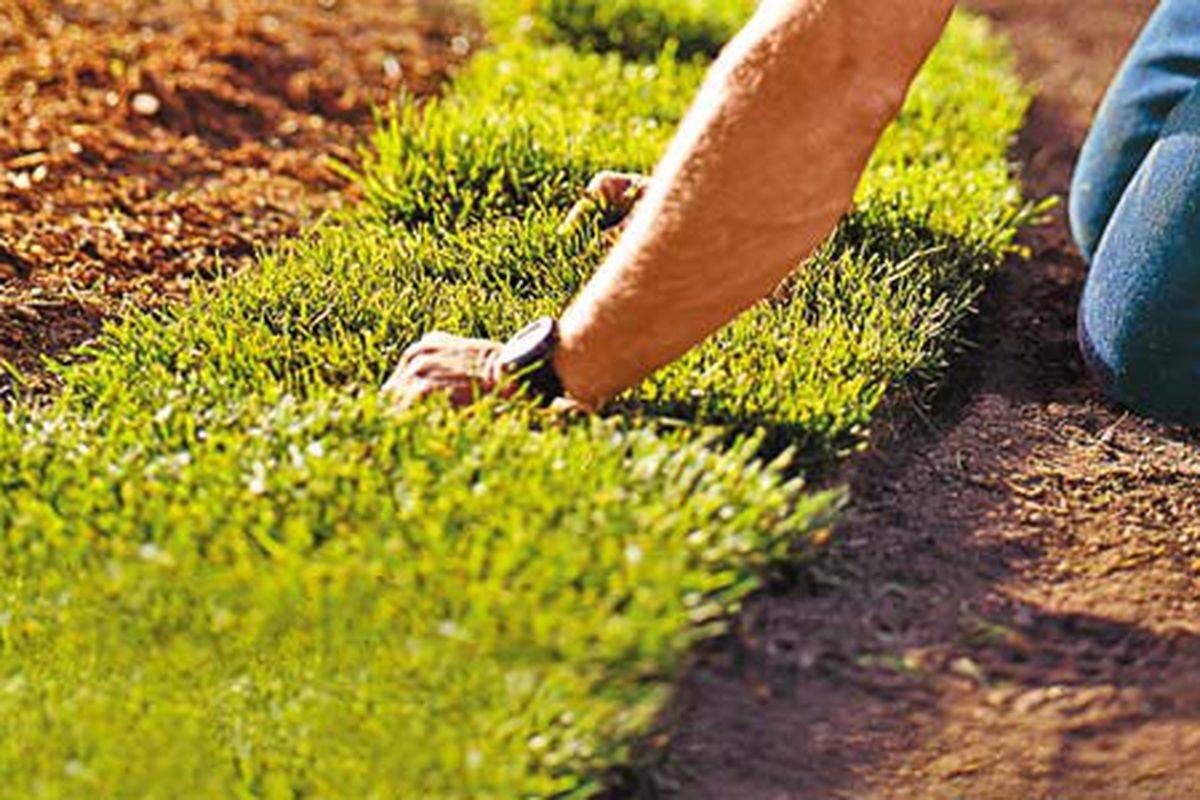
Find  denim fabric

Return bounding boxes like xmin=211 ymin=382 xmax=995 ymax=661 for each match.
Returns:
xmin=1071 ymin=0 xmax=1200 ymax=424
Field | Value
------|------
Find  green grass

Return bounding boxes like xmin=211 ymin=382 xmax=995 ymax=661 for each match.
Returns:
xmin=483 ymin=0 xmax=757 ymax=62
xmin=0 ymin=2 xmax=1030 ymax=797
xmin=354 ymin=45 xmax=704 ymax=228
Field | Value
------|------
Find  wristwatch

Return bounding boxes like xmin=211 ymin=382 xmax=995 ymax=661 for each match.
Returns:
xmin=497 ymin=317 xmax=565 ymax=404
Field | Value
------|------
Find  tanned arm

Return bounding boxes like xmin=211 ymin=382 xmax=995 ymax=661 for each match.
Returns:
xmin=386 ymin=0 xmax=956 ymax=410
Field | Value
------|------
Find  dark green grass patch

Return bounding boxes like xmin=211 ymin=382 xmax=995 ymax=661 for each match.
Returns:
xmin=0 ymin=2 xmax=1030 ymax=797
xmin=487 ymin=0 xmax=756 ymax=62
xmin=352 ymin=44 xmax=705 ymax=227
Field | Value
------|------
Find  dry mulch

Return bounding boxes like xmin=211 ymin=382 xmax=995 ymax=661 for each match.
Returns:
xmin=0 ymin=0 xmax=468 ymax=393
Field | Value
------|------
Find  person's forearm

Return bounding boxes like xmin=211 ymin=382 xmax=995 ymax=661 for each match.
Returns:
xmin=554 ymin=0 xmax=955 ymax=408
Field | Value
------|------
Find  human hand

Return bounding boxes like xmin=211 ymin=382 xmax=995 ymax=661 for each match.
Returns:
xmin=383 ymin=332 xmax=508 ymax=409
xmin=386 ymin=171 xmax=652 ymax=412
xmin=559 ymin=171 xmax=650 ymax=241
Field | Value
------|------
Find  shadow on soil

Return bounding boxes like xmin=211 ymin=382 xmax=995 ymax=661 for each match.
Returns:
xmin=606 ymin=93 xmax=1200 ymax=798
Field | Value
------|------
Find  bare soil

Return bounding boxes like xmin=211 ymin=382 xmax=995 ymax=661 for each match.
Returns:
xmin=0 ymin=0 xmax=467 ymax=394
xmin=660 ymin=2 xmax=1200 ymax=798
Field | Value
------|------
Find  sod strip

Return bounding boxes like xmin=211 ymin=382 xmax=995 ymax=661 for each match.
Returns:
xmin=0 ymin=3 xmax=1028 ymax=797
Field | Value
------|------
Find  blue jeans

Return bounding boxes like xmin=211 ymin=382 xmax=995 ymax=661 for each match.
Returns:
xmin=1071 ymin=0 xmax=1200 ymax=424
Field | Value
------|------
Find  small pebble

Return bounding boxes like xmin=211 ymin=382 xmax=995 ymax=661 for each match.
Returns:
xmin=131 ymin=93 xmax=161 ymax=117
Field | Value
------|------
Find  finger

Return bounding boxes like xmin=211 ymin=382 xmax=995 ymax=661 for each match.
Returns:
xmin=597 ymin=175 xmax=649 ymax=231
xmin=382 ymin=358 xmax=417 ymax=396
xmin=586 ymin=170 xmax=625 ymax=196
xmin=382 ymin=369 xmax=403 ymax=397
xmin=396 ymin=331 xmax=453 ymax=370
xmin=395 ymin=378 xmax=439 ymax=410
xmin=549 ymin=395 xmax=596 ymax=416
xmin=448 ymin=378 xmax=481 ymax=409
xmin=588 ymin=170 xmax=647 ymax=196
xmin=409 ymin=375 xmax=482 ymax=410
xmin=558 ymin=195 xmax=600 ymax=237
xmin=590 ymin=171 xmax=649 ymax=206
xmin=560 ymin=172 xmax=647 ymax=237
xmin=406 ymin=355 xmax=439 ymax=380
xmin=397 ymin=342 xmax=432 ymax=371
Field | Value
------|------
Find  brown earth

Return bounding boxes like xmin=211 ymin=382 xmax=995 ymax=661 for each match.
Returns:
xmin=658 ymin=2 xmax=1200 ymax=798
xmin=0 ymin=0 xmax=468 ymax=395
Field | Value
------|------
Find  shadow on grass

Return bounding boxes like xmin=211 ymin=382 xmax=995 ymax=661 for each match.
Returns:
xmin=606 ymin=209 xmax=1024 ymax=478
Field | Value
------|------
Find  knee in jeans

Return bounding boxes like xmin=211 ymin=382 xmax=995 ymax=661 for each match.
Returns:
xmin=1078 ymin=293 xmax=1198 ymax=424
xmin=1069 ymin=166 xmax=1112 ymax=265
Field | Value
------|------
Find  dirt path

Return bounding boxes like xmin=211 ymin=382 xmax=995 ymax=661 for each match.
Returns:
xmin=661 ymin=3 xmax=1200 ymax=798
xmin=0 ymin=0 xmax=466 ymax=395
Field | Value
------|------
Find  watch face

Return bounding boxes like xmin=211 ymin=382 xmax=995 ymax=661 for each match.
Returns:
xmin=498 ymin=317 xmax=564 ymax=402
xmin=500 ymin=317 xmax=556 ymax=370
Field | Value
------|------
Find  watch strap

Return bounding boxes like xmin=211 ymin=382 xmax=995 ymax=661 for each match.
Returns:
xmin=498 ymin=317 xmax=565 ymax=404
